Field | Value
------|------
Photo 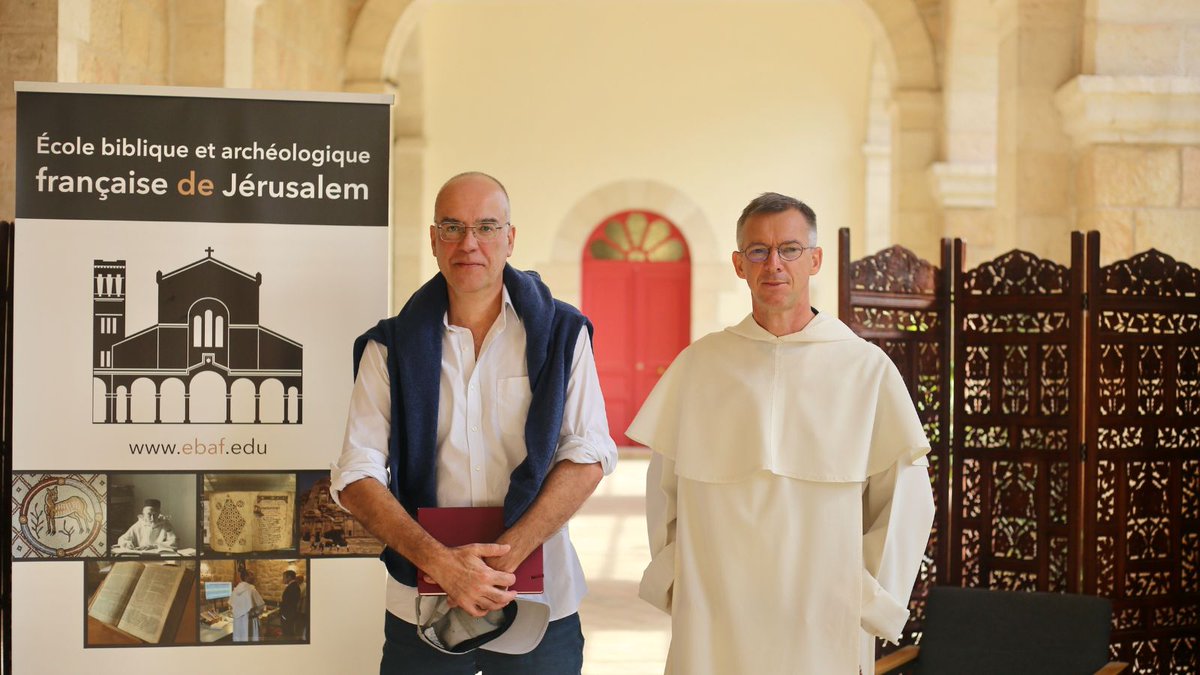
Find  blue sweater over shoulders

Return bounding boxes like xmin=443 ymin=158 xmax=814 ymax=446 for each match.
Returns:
xmin=352 ymin=265 xmax=591 ymax=586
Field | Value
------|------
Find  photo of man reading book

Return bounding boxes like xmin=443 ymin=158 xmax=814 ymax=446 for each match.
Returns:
xmin=84 ymin=560 xmax=197 ymax=646
xmin=107 ymin=473 xmax=197 ymax=557
xmin=115 ymin=499 xmax=177 ymax=551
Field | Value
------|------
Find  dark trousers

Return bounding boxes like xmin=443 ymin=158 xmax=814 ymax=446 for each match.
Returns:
xmin=380 ymin=611 xmax=584 ymax=675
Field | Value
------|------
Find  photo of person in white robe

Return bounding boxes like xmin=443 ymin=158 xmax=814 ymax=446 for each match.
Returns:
xmin=629 ymin=192 xmax=935 ymax=675
xmin=115 ymin=498 xmax=178 ymax=552
xmin=230 ymin=570 xmax=265 ymax=642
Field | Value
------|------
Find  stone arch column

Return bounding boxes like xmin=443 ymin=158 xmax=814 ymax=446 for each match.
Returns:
xmin=992 ymin=0 xmax=1085 ymax=265
xmin=844 ymin=0 xmax=944 ymax=260
xmin=345 ymin=0 xmax=431 ymax=309
xmin=349 ymin=0 xmax=944 ymax=282
xmin=1057 ymin=0 xmax=1200 ymax=266
xmin=931 ymin=0 xmax=1001 ymax=267
xmin=862 ymin=51 xmax=895 ymax=258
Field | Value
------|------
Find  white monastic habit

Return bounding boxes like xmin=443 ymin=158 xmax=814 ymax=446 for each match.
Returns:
xmin=230 ymin=580 xmax=264 ymax=642
xmin=116 ymin=517 xmax=177 ymax=550
xmin=628 ymin=312 xmax=935 ymax=675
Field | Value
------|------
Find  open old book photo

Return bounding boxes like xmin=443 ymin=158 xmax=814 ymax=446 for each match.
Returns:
xmin=202 ymin=473 xmax=296 ymax=555
xmin=85 ymin=560 xmax=197 ymax=646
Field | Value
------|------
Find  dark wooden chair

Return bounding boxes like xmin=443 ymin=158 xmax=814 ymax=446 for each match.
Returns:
xmin=875 ymin=587 xmax=1129 ymax=675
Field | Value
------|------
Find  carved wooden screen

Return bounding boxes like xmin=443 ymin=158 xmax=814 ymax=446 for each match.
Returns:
xmin=949 ymin=235 xmax=1086 ymax=594
xmin=1083 ymin=232 xmax=1200 ymax=673
xmin=837 ymin=228 xmax=952 ymax=650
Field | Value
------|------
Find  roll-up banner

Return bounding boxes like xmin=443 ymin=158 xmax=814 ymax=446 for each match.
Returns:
xmin=10 ymin=83 xmax=391 ymax=673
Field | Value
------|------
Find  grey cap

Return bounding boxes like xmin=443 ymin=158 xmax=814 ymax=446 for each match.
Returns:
xmin=414 ymin=595 xmax=550 ymax=655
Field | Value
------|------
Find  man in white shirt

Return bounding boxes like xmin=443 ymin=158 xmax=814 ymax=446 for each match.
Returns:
xmin=629 ymin=192 xmax=934 ymax=674
xmin=331 ymin=172 xmax=617 ymax=674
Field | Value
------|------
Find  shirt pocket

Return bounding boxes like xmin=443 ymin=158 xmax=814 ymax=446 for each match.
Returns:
xmin=496 ymin=376 xmax=532 ymax=438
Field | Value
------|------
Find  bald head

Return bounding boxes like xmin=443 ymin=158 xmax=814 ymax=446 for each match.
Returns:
xmin=434 ymin=172 xmax=511 ymax=222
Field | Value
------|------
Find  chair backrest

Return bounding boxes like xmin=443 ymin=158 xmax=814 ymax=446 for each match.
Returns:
xmin=915 ymin=586 xmax=1113 ymax=675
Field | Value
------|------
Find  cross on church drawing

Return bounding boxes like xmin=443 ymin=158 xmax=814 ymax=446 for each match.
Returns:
xmin=92 ymin=249 xmax=303 ymax=424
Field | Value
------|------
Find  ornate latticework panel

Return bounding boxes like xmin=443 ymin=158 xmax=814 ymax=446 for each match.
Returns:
xmin=950 ymin=239 xmax=1084 ymax=597
xmin=1085 ymin=239 xmax=1200 ymax=674
xmin=838 ymin=231 xmax=951 ymax=655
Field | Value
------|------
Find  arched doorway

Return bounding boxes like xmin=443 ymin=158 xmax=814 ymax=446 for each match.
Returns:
xmin=189 ymin=370 xmax=227 ymax=423
xmin=583 ymin=210 xmax=690 ymax=445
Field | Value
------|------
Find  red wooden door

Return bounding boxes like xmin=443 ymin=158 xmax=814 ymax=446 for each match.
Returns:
xmin=582 ymin=211 xmax=690 ymax=445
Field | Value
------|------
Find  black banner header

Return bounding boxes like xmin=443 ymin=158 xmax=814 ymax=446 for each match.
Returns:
xmin=17 ymin=91 xmax=390 ymax=226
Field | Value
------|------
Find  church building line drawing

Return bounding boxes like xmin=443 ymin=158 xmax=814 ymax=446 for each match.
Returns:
xmin=92 ymin=248 xmax=303 ymax=424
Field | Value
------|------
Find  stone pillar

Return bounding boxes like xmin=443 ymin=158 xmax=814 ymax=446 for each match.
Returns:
xmin=861 ymin=53 xmax=893 ymax=257
xmin=391 ymin=134 xmax=426 ymax=308
xmin=224 ymin=0 xmax=262 ymax=88
xmin=932 ymin=0 xmax=999 ymax=266
xmin=994 ymin=0 xmax=1084 ymax=264
xmin=341 ymin=69 xmax=423 ymax=312
xmin=930 ymin=162 xmax=997 ymax=265
xmin=1 ymin=0 xmax=58 ymax=218
xmin=1056 ymin=0 xmax=1200 ymax=265
xmin=59 ymin=0 xmax=169 ymax=85
xmin=890 ymin=88 xmax=942 ymax=263
xmin=170 ymin=0 xmax=225 ymax=87
xmin=345 ymin=30 xmax=427 ymax=311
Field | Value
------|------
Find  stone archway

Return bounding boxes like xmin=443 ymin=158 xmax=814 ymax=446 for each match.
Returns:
xmin=548 ymin=179 xmax=723 ymax=337
xmin=344 ymin=0 xmax=945 ymax=288
xmin=189 ymin=371 xmax=227 ymax=423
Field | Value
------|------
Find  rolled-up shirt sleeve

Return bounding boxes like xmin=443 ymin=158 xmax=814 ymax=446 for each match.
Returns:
xmin=329 ymin=339 xmax=392 ymax=510
xmin=554 ymin=327 xmax=618 ymax=475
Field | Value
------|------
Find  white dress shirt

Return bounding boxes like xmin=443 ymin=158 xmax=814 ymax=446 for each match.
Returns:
xmin=331 ymin=289 xmax=617 ymax=623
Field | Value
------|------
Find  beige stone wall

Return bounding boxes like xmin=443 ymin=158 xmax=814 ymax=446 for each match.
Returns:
xmin=200 ymin=558 xmax=235 ymax=583
xmin=941 ymin=0 xmax=998 ymax=165
xmin=170 ymin=0 xmax=224 ymax=87
xmin=418 ymin=0 xmax=876 ymax=327
xmin=1084 ymin=0 xmax=1200 ymax=77
xmin=1 ymin=0 xmax=58 ymax=219
xmin=59 ymin=0 xmax=170 ymax=84
xmin=4 ymin=0 xmax=1198 ymax=297
xmin=252 ymin=0 xmax=350 ymax=91
xmin=1067 ymin=0 xmax=1200 ymax=266
xmin=994 ymin=0 xmax=1084 ymax=267
xmin=245 ymin=558 xmax=296 ymax=602
xmin=1076 ymin=144 xmax=1200 ymax=264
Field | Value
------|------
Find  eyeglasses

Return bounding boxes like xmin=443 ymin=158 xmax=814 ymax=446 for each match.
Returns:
xmin=435 ymin=220 xmax=510 ymax=243
xmin=737 ymin=243 xmax=815 ymax=263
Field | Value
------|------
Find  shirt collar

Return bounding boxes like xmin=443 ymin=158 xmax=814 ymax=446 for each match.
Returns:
xmin=441 ymin=286 xmax=519 ymax=331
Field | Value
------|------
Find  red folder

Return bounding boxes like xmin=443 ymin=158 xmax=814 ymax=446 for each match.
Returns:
xmin=416 ymin=506 xmax=544 ymax=595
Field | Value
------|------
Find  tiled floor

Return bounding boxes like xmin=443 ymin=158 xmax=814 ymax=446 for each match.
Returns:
xmin=573 ymin=453 xmax=670 ymax=675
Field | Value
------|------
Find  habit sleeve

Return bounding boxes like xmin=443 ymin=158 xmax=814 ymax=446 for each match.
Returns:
xmin=639 ymin=452 xmax=677 ymax=614
xmin=858 ymin=362 xmax=935 ymax=675
xmin=861 ymin=457 xmax=934 ymax=641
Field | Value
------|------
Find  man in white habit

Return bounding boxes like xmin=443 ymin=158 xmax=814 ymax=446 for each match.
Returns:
xmin=115 ymin=498 xmax=178 ymax=551
xmin=230 ymin=569 xmax=265 ymax=642
xmin=628 ymin=192 xmax=935 ymax=675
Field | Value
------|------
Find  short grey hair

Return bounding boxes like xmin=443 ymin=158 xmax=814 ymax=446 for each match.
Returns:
xmin=736 ymin=192 xmax=817 ymax=247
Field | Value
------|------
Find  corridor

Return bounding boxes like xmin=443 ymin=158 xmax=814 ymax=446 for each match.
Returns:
xmin=574 ymin=454 xmax=670 ymax=674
